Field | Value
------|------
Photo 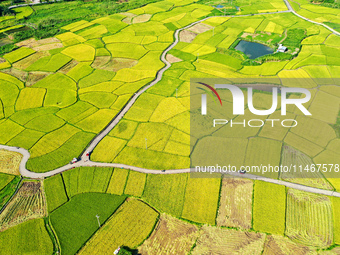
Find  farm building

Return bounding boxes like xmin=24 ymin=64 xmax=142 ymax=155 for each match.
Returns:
xmin=277 ymin=44 xmax=287 ymax=53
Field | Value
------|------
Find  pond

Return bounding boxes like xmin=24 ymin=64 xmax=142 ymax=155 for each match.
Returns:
xmin=235 ymin=40 xmax=273 ymax=59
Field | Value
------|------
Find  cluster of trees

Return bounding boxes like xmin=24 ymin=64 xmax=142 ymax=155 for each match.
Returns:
xmin=0 ymin=5 xmax=13 ymax=16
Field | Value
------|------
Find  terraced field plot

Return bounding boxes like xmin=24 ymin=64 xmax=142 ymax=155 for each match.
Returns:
xmin=216 ymin=177 xmax=253 ymax=229
xmin=253 ymin=180 xmax=286 ymax=235
xmin=139 ymin=214 xmax=199 ymax=255
xmin=0 ymin=181 xmax=46 ymax=231
xmin=79 ymin=199 xmax=159 ymax=255
xmin=0 ymin=149 xmax=22 ymax=175
xmin=0 ymin=218 xmax=53 ymax=255
xmin=262 ymin=234 xmax=315 ymax=255
xmin=181 ymin=178 xmax=220 ymax=225
xmin=286 ymin=189 xmax=333 ymax=248
xmin=62 ymin=167 xmax=113 ymax=197
xmin=142 ymin=173 xmax=188 ymax=217
xmin=0 ymin=175 xmax=21 ymax=210
xmin=281 ymin=145 xmax=333 ymax=190
xmin=44 ymin=174 xmax=69 ymax=213
xmin=50 ymin=193 xmax=126 ymax=255
xmin=191 ymin=225 xmax=266 ymax=254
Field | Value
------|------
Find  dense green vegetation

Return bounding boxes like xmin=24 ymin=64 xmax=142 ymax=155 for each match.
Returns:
xmin=0 ymin=172 xmax=14 ymax=190
xmin=0 ymin=218 xmax=53 ymax=254
xmin=0 ymin=175 xmax=20 ymax=210
xmin=50 ymin=193 xmax=126 ymax=255
xmin=2 ymin=0 xmax=162 ymax=41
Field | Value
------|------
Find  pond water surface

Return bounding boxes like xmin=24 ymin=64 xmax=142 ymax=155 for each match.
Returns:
xmin=235 ymin=40 xmax=273 ymax=59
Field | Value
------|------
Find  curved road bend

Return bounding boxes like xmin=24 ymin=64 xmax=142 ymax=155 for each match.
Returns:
xmin=0 ymin=5 xmax=339 ymax=192
xmin=283 ymin=0 xmax=340 ymax=36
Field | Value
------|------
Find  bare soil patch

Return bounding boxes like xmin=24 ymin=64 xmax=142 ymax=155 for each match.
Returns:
xmin=188 ymin=23 xmax=213 ymax=34
xmin=166 ymin=54 xmax=183 ymax=63
xmin=133 ymin=14 xmax=152 ymax=24
xmin=179 ymin=30 xmax=197 ymax=43
xmin=33 ymin=43 xmax=63 ymax=52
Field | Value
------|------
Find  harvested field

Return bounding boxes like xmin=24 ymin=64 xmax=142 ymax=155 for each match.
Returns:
xmin=188 ymin=23 xmax=213 ymax=34
xmin=133 ymin=14 xmax=152 ymax=23
xmin=79 ymin=199 xmax=159 ymax=255
xmin=1 ymin=68 xmax=27 ymax=82
xmin=0 ymin=149 xmax=22 ymax=175
xmin=216 ymin=177 xmax=253 ymax=229
xmin=36 ymin=37 xmax=60 ymax=45
xmin=26 ymin=72 xmax=50 ymax=87
xmin=166 ymin=54 xmax=182 ymax=63
xmin=139 ymin=214 xmax=199 ymax=255
xmin=12 ymin=51 xmax=50 ymax=70
xmin=93 ymin=57 xmax=138 ymax=71
xmin=281 ymin=145 xmax=333 ymax=190
xmin=0 ymin=181 xmax=46 ymax=231
xmin=58 ymin=59 xmax=78 ymax=74
xmin=262 ymin=234 xmax=315 ymax=255
xmin=191 ymin=225 xmax=266 ymax=255
xmin=33 ymin=43 xmax=63 ymax=52
xmin=16 ymin=37 xmax=60 ymax=48
xmin=15 ymin=38 xmax=40 ymax=48
xmin=180 ymin=30 xmax=197 ymax=43
xmin=91 ymin=56 xmax=111 ymax=69
xmin=286 ymin=189 xmax=333 ymax=248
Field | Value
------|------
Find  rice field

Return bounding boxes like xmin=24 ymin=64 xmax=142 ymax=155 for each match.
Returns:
xmin=253 ymin=180 xmax=286 ymax=235
xmin=281 ymin=145 xmax=333 ymax=190
xmin=44 ymin=174 xmax=68 ymax=213
xmin=50 ymin=193 xmax=126 ymax=255
xmin=106 ymin=168 xmax=129 ymax=195
xmin=0 ymin=218 xmax=53 ymax=255
xmin=216 ymin=177 xmax=253 ymax=229
xmin=0 ymin=181 xmax=46 ymax=232
xmin=286 ymin=189 xmax=333 ymax=248
xmin=142 ymin=173 xmax=188 ymax=217
xmin=123 ymin=171 xmax=146 ymax=197
xmin=0 ymin=149 xmax=22 ymax=175
xmin=262 ymin=234 xmax=315 ymax=255
xmin=181 ymin=178 xmax=221 ymax=225
xmin=62 ymin=167 xmax=113 ymax=197
xmin=191 ymin=225 xmax=266 ymax=254
xmin=139 ymin=214 xmax=199 ymax=255
xmin=78 ymin=199 xmax=159 ymax=255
